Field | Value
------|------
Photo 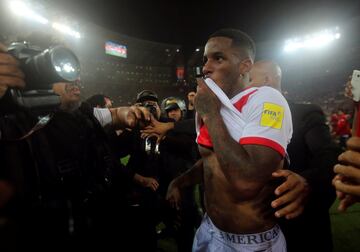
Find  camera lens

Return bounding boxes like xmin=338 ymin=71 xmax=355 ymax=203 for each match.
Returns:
xmin=8 ymin=42 xmax=81 ymax=90
xmin=29 ymin=45 xmax=80 ymax=89
xmin=51 ymin=46 xmax=80 ymax=82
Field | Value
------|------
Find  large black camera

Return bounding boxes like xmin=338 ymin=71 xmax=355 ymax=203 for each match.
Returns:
xmin=7 ymin=41 xmax=81 ymax=110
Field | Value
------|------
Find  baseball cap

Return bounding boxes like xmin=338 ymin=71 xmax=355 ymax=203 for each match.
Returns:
xmin=136 ymin=90 xmax=158 ymax=103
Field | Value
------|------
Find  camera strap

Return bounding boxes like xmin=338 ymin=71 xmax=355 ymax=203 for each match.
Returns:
xmin=5 ymin=114 xmax=53 ymax=141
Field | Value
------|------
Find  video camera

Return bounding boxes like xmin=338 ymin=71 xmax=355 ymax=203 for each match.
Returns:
xmin=7 ymin=41 xmax=81 ymax=111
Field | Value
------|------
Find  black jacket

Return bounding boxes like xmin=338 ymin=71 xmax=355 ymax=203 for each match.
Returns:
xmin=0 ymin=95 xmax=128 ymax=251
xmin=279 ymin=101 xmax=341 ymax=252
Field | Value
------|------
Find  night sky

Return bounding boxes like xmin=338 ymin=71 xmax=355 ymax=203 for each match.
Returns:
xmin=46 ymin=0 xmax=359 ymax=49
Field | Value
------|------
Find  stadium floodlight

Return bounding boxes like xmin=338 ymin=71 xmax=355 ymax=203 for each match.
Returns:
xmin=52 ymin=22 xmax=81 ymax=39
xmin=284 ymin=28 xmax=341 ymax=53
xmin=9 ymin=1 xmax=49 ymax=24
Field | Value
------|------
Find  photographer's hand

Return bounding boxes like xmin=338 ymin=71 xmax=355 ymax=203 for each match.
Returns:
xmin=133 ymin=174 xmax=159 ymax=192
xmin=0 ymin=43 xmax=25 ymax=98
xmin=344 ymin=76 xmax=353 ymax=99
xmin=333 ymin=137 xmax=360 ymax=211
xmin=110 ymin=106 xmax=151 ymax=129
xmin=140 ymin=115 xmax=174 ymax=139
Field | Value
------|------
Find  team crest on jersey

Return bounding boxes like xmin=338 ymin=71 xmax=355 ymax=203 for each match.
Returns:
xmin=260 ymin=102 xmax=284 ymax=129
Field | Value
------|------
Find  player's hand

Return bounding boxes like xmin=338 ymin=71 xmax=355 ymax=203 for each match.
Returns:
xmin=166 ymin=180 xmax=182 ymax=210
xmin=194 ymin=78 xmax=221 ymax=119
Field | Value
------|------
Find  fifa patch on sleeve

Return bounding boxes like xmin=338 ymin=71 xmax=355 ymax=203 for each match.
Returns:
xmin=260 ymin=103 xmax=284 ymax=129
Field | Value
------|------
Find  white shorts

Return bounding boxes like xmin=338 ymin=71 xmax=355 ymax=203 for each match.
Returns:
xmin=192 ymin=214 xmax=287 ymax=252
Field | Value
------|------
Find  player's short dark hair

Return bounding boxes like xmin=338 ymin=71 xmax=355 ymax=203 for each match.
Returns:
xmin=209 ymin=28 xmax=256 ymax=60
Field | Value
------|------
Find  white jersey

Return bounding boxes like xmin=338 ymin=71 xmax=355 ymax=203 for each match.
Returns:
xmin=196 ymin=80 xmax=292 ymax=157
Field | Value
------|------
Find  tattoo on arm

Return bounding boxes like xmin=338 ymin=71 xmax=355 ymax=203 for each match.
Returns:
xmin=204 ymin=113 xmax=281 ymax=184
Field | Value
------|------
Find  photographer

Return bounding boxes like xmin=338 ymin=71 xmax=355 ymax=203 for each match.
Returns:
xmin=118 ymin=90 xmax=198 ymax=251
xmin=0 ymin=43 xmax=150 ymax=251
xmin=114 ymin=90 xmax=166 ymax=251
xmin=157 ymin=96 xmax=200 ymax=252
